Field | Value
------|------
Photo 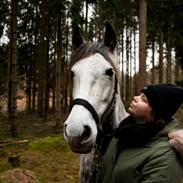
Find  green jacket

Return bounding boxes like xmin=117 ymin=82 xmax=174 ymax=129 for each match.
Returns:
xmin=96 ymin=118 xmax=183 ymax=183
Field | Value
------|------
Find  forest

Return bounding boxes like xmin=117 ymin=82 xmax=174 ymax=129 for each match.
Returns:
xmin=0 ymin=0 xmax=183 ymax=182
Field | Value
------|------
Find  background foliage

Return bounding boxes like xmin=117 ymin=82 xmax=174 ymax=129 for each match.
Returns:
xmin=0 ymin=0 xmax=183 ymax=130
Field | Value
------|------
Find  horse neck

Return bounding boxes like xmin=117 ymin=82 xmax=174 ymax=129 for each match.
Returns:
xmin=79 ymin=86 xmax=128 ymax=183
xmin=113 ymin=85 xmax=129 ymax=128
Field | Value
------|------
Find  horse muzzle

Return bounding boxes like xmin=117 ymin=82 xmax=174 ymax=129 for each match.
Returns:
xmin=64 ymin=124 xmax=95 ymax=153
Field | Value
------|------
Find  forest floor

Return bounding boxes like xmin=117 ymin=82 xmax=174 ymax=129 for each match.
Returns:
xmin=0 ymin=113 xmax=79 ymax=183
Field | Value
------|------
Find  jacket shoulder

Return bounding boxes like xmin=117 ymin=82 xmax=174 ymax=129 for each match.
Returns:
xmin=141 ymin=142 xmax=183 ymax=183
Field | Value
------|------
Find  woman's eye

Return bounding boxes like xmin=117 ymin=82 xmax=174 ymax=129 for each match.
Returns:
xmin=142 ymin=98 xmax=147 ymax=103
xmin=105 ymin=68 xmax=113 ymax=77
xmin=142 ymin=96 xmax=148 ymax=103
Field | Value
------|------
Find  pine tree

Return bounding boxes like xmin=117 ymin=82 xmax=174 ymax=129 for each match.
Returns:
xmin=137 ymin=0 xmax=147 ymax=93
xmin=8 ymin=0 xmax=18 ymax=137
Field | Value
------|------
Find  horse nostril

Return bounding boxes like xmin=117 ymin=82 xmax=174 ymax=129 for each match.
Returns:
xmin=81 ymin=125 xmax=91 ymax=142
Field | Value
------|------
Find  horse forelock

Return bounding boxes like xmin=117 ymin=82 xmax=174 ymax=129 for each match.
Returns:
xmin=70 ymin=42 xmax=120 ymax=81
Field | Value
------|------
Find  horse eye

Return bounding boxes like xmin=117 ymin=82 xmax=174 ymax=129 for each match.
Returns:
xmin=105 ymin=68 xmax=113 ymax=77
xmin=71 ymin=71 xmax=75 ymax=78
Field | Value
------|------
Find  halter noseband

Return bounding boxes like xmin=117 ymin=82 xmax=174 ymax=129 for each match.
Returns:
xmin=70 ymin=98 xmax=100 ymax=125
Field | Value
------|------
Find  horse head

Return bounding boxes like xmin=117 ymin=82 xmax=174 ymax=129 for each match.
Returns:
xmin=64 ymin=23 xmax=126 ymax=154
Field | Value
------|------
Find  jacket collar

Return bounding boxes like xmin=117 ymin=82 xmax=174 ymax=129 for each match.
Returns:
xmin=157 ymin=117 xmax=181 ymax=137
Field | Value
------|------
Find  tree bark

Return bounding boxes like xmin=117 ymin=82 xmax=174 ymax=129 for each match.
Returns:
xmin=125 ymin=27 xmax=130 ymax=101
xmin=85 ymin=1 xmax=88 ymax=39
xmin=25 ymin=64 xmax=31 ymax=113
xmin=44 ymin=2 xmax=50 ymax=117
xmin=137 ymin=0 xmax=147 ymax=93
xmin=151 ymin=41 xmax=155 ymax=84
xmin=55 ymin=12 xmax=62 ymax=120
xmin=32 ymin=3 xmax=39 ymax=113
xmin=8 ymin=0 xmax=18 ymax=137
xmin=133 ymin=22 xmax=137 ymax=95
xmin=175 ymin=59 xmax=182 ymax=82
xmin=159 ymin=31 xmax=164 ymax=83
xmin=166 ymin=33 xmax=172 ymax=83
xmin=37 ymin=0 xmax=49 ymax=117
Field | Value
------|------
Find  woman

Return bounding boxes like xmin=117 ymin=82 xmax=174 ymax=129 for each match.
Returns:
xmin=96 ymin=83 xmax=183 ymax=183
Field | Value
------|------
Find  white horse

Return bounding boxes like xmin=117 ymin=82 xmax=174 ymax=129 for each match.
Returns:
xmin=64 ymin=23 xmax=128 ymax=183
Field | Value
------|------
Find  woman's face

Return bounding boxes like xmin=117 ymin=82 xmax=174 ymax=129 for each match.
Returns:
xmin=128 ymin=93 xmax=153 ymax=122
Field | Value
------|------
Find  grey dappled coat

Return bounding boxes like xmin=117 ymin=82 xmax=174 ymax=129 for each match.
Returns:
xmin=96 ymin=118 xmax=183 ymax=183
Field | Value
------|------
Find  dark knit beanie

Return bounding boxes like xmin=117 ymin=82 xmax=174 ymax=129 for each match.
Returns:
xmin=141 ymin=83 xmax=183 ymax=121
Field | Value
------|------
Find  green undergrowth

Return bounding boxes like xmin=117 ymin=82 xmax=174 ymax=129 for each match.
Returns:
xmin=0 ymin=134 xmax=79 ymax=183
xmin=28 ymin=135 xmax=68 ymax=152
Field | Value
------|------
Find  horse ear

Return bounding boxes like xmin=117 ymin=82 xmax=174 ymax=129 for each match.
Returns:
xmin=72 ymin=24 xmax=83 ymax=50
xmin=104 ymin=22 xmax=116 ymax=51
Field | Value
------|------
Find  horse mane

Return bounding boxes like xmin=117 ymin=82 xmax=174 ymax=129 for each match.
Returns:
xmin=70 ymin=42 xmax=120 ymax=80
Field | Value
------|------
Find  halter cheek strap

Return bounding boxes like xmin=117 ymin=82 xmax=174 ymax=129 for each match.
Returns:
xmin=101 ymin=76 xmax=117 ymax=127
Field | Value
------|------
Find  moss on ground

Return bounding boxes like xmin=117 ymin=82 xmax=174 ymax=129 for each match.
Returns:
xmin=0 ymin=135 xmax=79 ymax=183
xmin=28 ymin=135 xmax=68 ymax=152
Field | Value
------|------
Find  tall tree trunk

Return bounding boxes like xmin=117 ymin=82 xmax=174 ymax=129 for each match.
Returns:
xmin=26 ymin=19 xmax=34 ymax=113
xmin=120 ymin=30 xmax=124 ymax=100
xmin=166 ymin=33 xmax=172 ymax=83
xmin=175 ymin=58 xmax=182 ymax=82
xmin=8 ymin=0 xmax=18 ymax=137
xmin=63 ymin=63 xmax=68 ymax=113
xmin=44 ymin=3 xmax=50 ymax=118
xmin=52 ymin=53 xmax=56 ymax=112
xmin=159 ymin=31 xmax=164 ymax=83
xmin=32 ymin=66 xmax=36 ymax=112
xmin=125 ymin=27 xmax=130 ymax=101
xmin=32 ymin=3 xmax=39 ymax=113
xmin=133 ymin=22 xmax=137 ymax=95
xmin=137 ymin=0 xmax=147 ymax=93
xmin=37 ymin=0 xmax=49 ymax=117
xmin=151 ymin=41 xmax=155 ymax=83
xmin=129 ymin=27 xmax=132 ymax=99
xmin=85 ymin=1 xmax=88 ymax=39
xmin=26 ymin=64 xmax=31 ymax=113
xmin=55 ymin=12 xmax=62 ymax=120
xmin=37 ymin=1 xmax=45 ymax=116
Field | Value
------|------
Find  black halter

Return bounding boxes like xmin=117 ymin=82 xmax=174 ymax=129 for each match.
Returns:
xmin=70 ymin=98 xmax=100 ymax=125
